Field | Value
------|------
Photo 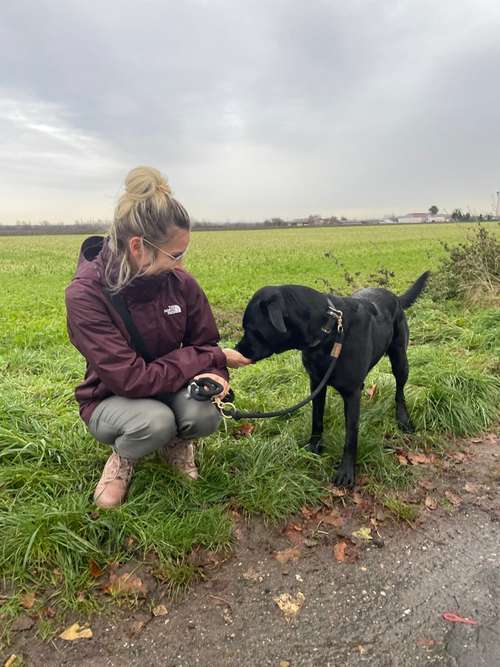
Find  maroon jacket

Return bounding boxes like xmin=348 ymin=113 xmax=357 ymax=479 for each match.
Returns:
xmin=65 ymin=236 xmax=229 ymax=424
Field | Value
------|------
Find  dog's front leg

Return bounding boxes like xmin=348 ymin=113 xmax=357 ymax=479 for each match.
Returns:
xmin=304 ymin=379 xmax=327 ymax=455
xmin=333 ymin=388 xmax=361 ymax=488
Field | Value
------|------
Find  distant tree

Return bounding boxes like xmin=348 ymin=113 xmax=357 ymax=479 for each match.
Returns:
xmin=429 ymin=205 xmax=439 ymax=215
xmin=451 ymin=208 xmax=464 ymax=221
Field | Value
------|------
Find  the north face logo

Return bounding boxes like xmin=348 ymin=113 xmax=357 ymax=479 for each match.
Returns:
xmin=164 ymin=305 xmax=182 ymax=315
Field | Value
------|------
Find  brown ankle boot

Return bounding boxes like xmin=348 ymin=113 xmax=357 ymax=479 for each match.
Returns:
xmin=94 ymin=451 xmax=135 ymax=508
xmin=158 ymin=439 xmax=198 ymax=480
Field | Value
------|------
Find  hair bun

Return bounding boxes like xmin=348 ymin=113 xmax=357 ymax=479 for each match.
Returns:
xmin=124 ymin=166 xmax=172 ymax=201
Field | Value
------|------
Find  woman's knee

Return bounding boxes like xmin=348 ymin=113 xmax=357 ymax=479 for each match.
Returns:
xmin=177 ymin=403 xmax=222 ymax=439
xmin=115 ymin=401 xmax=176 ymax=457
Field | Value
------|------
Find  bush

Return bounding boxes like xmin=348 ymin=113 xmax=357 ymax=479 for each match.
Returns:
xmin=430 ymin=224 xmax=500 ymax=304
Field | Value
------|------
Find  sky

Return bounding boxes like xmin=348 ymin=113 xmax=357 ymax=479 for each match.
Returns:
xmin=1 ymin=0 xmax=499 ymax=224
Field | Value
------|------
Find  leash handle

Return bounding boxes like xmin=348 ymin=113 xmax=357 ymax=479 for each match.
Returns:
xmin=188 ymin=377 xmax=224 ymax=401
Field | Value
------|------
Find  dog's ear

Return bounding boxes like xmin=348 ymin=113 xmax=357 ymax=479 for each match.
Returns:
xmin=266 ymin=296 xmax=287 ymax=334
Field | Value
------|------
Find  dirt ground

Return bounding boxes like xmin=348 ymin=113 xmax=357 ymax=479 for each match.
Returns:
xmin=3 ymin=432 xmax=499 ymax=667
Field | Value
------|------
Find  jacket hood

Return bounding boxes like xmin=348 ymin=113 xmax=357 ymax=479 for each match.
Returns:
xmin=74 ymin=234 xmax=180 ymax=297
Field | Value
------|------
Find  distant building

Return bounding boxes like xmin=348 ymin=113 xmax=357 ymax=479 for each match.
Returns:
xmin=398 ymin=212 xmax=449 ymax=223
xmin=398 ymin=212 xmax=429 ymax=223
xmin=427 ymin=213 xmax=449 ymax=222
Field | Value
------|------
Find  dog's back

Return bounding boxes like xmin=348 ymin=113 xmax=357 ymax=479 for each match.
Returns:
xmin=350 ymin=271 xmax=430 ymax=320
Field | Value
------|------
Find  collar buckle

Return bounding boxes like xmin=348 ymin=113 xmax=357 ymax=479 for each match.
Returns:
xmin=321 ymin=299 xmax=343 ymax=334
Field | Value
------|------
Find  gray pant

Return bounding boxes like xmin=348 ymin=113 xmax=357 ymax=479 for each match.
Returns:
xmin=87 ymin=389 xmax=222 ymax=460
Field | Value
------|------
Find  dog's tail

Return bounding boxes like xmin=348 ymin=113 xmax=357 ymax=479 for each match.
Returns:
xmin=398 ymin=271 xmax=430 ymax=310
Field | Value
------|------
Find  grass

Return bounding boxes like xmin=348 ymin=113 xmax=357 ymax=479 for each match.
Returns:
xmin=0 ymin=223 xmax=499 ymax=640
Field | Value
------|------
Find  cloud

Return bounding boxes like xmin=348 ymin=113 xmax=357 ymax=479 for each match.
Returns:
xmin=0 ymin=0 xmax=499 ymax=222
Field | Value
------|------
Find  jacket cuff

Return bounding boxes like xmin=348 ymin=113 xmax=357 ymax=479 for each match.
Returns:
xmin=206 ymin=347 xmax=229 ymax=382
xmin=211 ymin=346 xmax=227 ymax=370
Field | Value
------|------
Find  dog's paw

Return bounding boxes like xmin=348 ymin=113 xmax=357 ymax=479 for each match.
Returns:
xmin=303 ymin=440 xmax=323 ymax=455
xmin=398 ymin=419 xmax=415 ymax=433
xmin=332 ymin=465 xmax=356 ymax=489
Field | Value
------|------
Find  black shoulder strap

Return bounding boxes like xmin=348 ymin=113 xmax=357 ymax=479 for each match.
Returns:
xmin=103 ymin=289 xmax=154 ymax=363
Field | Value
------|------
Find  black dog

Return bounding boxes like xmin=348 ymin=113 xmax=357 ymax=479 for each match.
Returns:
xmin=235 ymin=272 xmax=429 ymax=487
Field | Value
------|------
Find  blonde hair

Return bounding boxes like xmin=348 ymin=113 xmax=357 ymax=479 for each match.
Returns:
xmin=105 ymin=166 xmax=190 ymax=292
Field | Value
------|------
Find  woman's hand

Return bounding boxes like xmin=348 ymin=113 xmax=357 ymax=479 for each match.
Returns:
xmin=222 ymin=348 xmax=253 ymax=368
xmin=193 ymin=373 xmax=230 ymax=398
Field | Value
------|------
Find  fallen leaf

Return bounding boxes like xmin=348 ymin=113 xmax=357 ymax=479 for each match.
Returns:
xmin=333 ymin=541 xmax=346 ymax=562
xmin=352 ymin=527 xmax=372 ymax=541
xmin=273 ymin=592 xmax=305 ymax=621
xmin=233 ymin=422 xmax=255 ymax=438
xmin=470 ymin=437 xmax=483 ymax=444
xmin=288 ymin=521 xmax=303 ymax=532
xmin=449 ymin=452 xmax=467 ymax=463
xmin=41 ymin=606 xmax=56 ymax=619
xmin=442 ymin=612 xmax=477 ymax=625
xmin=444 ymin=491 xmax=462 ymax=506
xmin=20 ymin=591 xmax=35 ymax=609
xmin=407 ymin=452 xmax=432 ymax=465
xmin=416 ymin=638 xmax=437 ymax=648
xmin=397 ymin=454 xmax=409 ymax=465
xmin=104 ymin=571 xmax=147 ymax=596
xmin=152 ymin=604 xmax=168 ymax=617
xmin=279 ymin=662 xmax=290 ymax=667
xmin=300 ymin=506 xmax=319 ymax=520
xmin=464 ymin=482 xmax=479 ymax=494
xmin=89 ymin=560 xmax=104 ymax=578
xmin=330 ymin=487 xmax=347 ymax=497
xmin=366 ymin=384 xmax=377 ymax=400
xmin=59 ymin=623 xmax=93 ymax=640
xmin=283 ymin=522 xmax=305 ymax=546
xmin=352 ymin=491 xmax=363 ymax=505
xmin=357 ymin=644 xmax=368 ymax=655
xmin=419 ymin=478 xmax=435 ymax=491
xmin=274 ymin=546 xmax=302 ymax=564
xmin=317 ymin=509 xmax=344 ymax=527
xmin=425 ymin=496 xmax=438 ymax=510
xmin=4 ymin=656 xmax=20 ymax=667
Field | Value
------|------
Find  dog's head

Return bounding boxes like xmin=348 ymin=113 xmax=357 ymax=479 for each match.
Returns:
xmin=235 ymin=287 xmax=292 ymax=362
xmin=236 ymin=284 xmax=330 ymax=362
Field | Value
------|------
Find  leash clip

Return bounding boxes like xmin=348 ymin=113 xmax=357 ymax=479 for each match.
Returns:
xmin=212 ymin=396 xmax=236 ymax=419
xmin=322 ymin=300 xmax=343 ymax=334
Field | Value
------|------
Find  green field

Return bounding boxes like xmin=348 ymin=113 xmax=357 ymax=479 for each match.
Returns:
xmin=0 ymin=223 xmax=499 ymax=635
